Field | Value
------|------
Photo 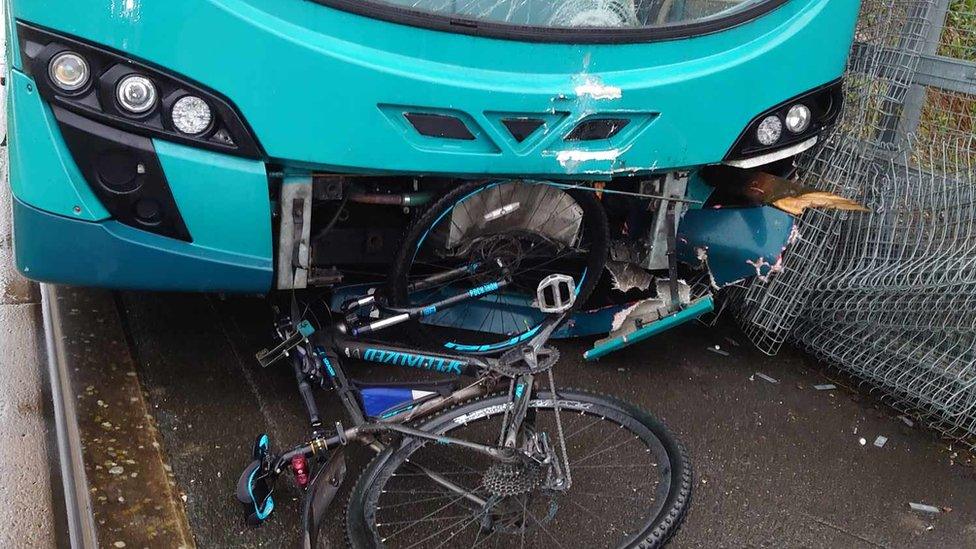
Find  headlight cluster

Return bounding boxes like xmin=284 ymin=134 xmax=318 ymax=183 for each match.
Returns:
xmin=724 ymin=80 xmax=843 ymax=163
xmin=18 ymin=23 xmax=261 ymax=158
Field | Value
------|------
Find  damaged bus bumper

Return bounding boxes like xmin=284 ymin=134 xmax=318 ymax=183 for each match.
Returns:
xmin=6 ymin=0 xmax=858 ymax=291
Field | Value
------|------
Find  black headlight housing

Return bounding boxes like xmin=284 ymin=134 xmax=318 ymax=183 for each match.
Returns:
xmin=17 ymin=21 xmax=263 ymax=159
xmin=724 ymin=79 xmax=843 ymax=163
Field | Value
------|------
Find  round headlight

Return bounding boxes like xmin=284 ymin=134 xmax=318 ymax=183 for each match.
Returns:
xmin=116 ymin=75 xmax=158 ymax=114
xmin=756 ymin=116 xmax=783 ymax=146
xmin=48 ymin=52 xmax=90 ymax=92
xmin=785 ymin=104 xmax=812 ymax=133
xmin=171 ymin=96 xmax=213 ymax=135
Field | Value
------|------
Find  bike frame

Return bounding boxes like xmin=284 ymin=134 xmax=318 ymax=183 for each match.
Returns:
xmin=242 ymin=270 xmax=570 ymax=540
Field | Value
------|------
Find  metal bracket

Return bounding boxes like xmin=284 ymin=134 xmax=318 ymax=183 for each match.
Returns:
xmin=643 ymin=172 xmax=689 ymax=271
xmin=255 ymin=320 xmax=315 ymax=368
xmin=276 ymin=176 xmax=313 ymax=290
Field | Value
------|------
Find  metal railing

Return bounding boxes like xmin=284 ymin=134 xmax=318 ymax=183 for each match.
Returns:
xmin=732 ymin=0 xmax=976 ymax=446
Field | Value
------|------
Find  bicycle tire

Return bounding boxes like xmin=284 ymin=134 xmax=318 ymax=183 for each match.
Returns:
xmin=388 ymin=180 xmax=609 ymax=353
xmin=344 ymin=388 xmax=692 ymax=548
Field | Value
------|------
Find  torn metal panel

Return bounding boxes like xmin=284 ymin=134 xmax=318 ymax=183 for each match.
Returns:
xmin=676 ymin=206 xmax=795 ymax=288
xmin=604 ymin=278 xmax=691 ymax=335
xmin=586 ymin=293 xmax=715 ymax=361
xmin=605 ymin=260 xmax=654 ymax=292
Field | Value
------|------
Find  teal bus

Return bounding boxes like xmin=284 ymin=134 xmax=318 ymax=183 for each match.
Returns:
xmin=6 ymin=0 xmax=859 ymax=346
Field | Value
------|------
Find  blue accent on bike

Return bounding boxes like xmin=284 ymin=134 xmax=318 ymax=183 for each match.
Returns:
xmin=258 ymin=434 xmax=269 ymax=453
xmin=247 ymin=467 xmax=274 ymax=521
xmin=421 ymin=305 xmax=438 ymax=316
xmin=379 ymin=404 xmax=416 ymax=420
xmin=363 ymin=348 xmax=464 ymax=375
xmin=320 ymin=354 xmax=336 ymax=377
xmin=514 ymin=383 xmax=525 ymax=399
xmin=297 ymin=320 xmax=315 ymax=338
xmin=444 ymin=324 xmax=542 ymax=353
xmin=360 ymin=387 xmax=416 ymax=417
xmin=468 ymin=282 xmax=500 ymax=298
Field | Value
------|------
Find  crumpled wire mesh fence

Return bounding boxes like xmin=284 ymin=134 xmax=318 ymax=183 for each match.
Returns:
xmin=731 ymin=0 xmax=976 ymax=446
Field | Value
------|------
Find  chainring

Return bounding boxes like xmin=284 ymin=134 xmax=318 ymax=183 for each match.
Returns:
xmin=493 ymin=345 xmax=560 ymax=377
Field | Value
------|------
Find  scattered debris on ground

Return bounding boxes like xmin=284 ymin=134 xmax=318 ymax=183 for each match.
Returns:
xmin=909 ymin=502 xmax=942 ymax=515
xmin=814 ymin=384 xmax=837 ymax=391
xmin=707 ymin=345 xmax=730 ymax=357
xmin=752 ymin=372 xmax=778 ymax=384
xmin=874 ymin=436 xmax=888 ymax=448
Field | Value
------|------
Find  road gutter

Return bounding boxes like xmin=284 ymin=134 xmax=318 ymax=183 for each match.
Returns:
xmin=42 ymin=284 xmax=98 ymax=548
xmin=46 ymin=286 xmax=196 ymax=548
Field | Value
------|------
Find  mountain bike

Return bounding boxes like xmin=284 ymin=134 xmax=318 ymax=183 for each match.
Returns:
xmin=237 ymin=259 xmax=692 ymax=548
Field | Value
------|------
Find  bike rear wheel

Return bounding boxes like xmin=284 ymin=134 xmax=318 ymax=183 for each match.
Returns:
xmin=345 ymin=389 xmax=692 ymax=548
xmin=389 ymin=180 xmax=608 ymax=354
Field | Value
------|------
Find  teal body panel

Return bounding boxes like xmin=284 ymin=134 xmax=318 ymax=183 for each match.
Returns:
xmin=6 ymin=71 xmax=273 ymax=291
xmin=6 ymin=70 xmax=110 ymax=221
xmin=677 ymin=205 xmax=796 ymax=286
xmin=10 ymin=0 xmax=860 ymax=176
xmin=155 ymin=139 xmax=272 ymax=261
xmin=584 ymin=296 xmax=715 ymax=360
xmin=12 ymin=197 xmax=272 ymax=291
xmin=4 ymin=0 xmax=20 ymax=69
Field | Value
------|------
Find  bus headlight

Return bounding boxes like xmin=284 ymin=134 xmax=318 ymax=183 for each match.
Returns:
xmin=785 ymin=104 xmax=812 ymax=133
xmin=116 ymin=75 xmax=158 ymax=114
xmin=48 ymin=51 xmax=89 ymax=92
xmin=171 ymin=96 xmax=213 ymax=135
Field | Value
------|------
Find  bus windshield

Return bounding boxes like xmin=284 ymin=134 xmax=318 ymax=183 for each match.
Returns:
xmin=368 ymin=0 xmax=772 ymax=30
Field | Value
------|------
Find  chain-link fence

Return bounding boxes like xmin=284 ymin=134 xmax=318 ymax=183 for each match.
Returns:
xmin=732 ymin=0 xmax=976 ymax=446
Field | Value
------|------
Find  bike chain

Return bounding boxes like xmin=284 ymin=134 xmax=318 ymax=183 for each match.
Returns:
xmin=547 ymin=368 xmax=571 ymax=490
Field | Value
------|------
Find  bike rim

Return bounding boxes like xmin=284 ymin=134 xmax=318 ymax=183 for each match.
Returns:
xmin=405 ymin=181 xmax=593 ymax=353
xmin=361 ymin=396 xmax=673 ymax=548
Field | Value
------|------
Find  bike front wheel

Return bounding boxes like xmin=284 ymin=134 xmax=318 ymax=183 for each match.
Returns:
xmin=345 ymin=389 xmax=692 ymax=548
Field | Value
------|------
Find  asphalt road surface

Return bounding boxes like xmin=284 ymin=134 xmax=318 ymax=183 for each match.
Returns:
xmin=70 ymin=289 xmax=976 ymax=548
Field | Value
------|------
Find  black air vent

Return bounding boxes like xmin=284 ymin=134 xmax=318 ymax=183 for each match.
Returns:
xmin=565 ymin=118 xmax=630 ymax=141
xmin=501 ymin=117 xmax=545 ymax=142
xmin=404 ymin=112 xmax=475 ymax=140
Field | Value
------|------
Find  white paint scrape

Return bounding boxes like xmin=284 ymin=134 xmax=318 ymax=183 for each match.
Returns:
xmin=556 ymin=149 xmax=621 ymax=167
xmin=574 ymin=77 xmax=622 ymax=100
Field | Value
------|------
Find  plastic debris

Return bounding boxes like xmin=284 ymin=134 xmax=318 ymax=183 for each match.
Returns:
xmin=874 ymin=435 xmax=888 ymax=448
xmin=814 ymin=384 xmax=837 ymax=391
xmin=858 ymin=437 xmax=867 ymax=446
xmin=707 ymin=345 xmax=730 ymax=357
xmin=754 ymin=373 xmax=778 ymax=384
xmin=909 ymin=502 xmax=942 ymax=515
xmin=898 ymin=415 xmax=915 ymax=428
